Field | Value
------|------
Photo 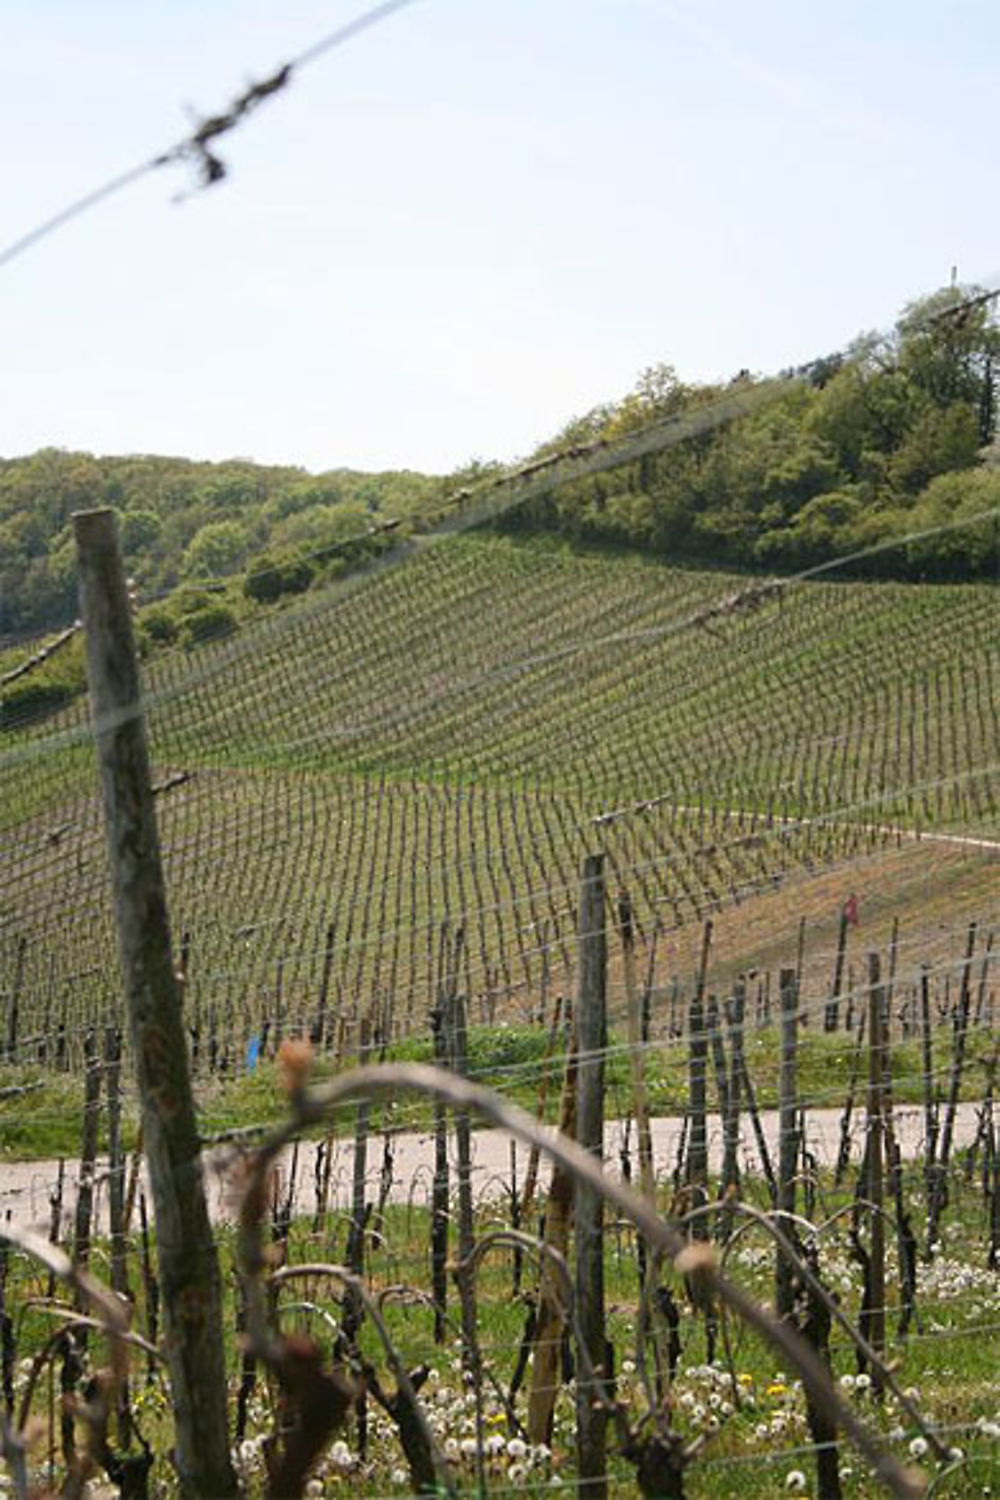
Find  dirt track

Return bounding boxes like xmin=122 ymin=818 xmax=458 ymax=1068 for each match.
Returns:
xmin=0 ymin=1101 xmax=976 ymax=1236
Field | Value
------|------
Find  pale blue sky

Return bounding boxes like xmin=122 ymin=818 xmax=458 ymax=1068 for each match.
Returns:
xmin=2 ymin=0 xmax=998 ymax=474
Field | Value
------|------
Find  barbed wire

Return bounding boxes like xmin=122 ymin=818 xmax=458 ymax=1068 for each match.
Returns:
xmin=0 ymin=0 xmax=422 ymax=271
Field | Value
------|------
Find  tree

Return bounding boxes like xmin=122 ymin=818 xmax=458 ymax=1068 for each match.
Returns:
xmin=895 ymin=286 xmax=1000 ymax=430
xmin=181 ymin=520 xmax=250 ymax=580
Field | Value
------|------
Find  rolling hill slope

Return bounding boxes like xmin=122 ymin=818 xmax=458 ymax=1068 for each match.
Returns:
xmin=1 ymin=532 xmax=997 ymax=1071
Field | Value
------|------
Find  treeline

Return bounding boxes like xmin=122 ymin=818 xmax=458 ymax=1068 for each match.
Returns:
xmin=498 ymin=284 xmax=1000 ymax=580
xmin=3 ymin=285 xmax=997 ymax=652
xmin=0 ymin=450 xmax=444 ymax=638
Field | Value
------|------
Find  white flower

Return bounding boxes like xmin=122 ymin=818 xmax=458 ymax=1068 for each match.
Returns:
xmin=460 ymin=1438 xmax=478 ymax=1460
xmin=854 ymin=1372 xmax=871 ymax=1391
xmin=390 ymin=1470 xmax=408 ymax=1487
xmin=949 ymin=1447 xmax=965 ymax=1462
xmin=328 ymin=1441 xmax=354 ymax=1474
xmin=305 ymin=1481 xmax=323 ymax=1499
xmin=909 ymin=1437 xmax=929 ymax=1459
xmin=785 ymin=1471 xmax=807 ymax=1492
xmin=507 ymin=1437 xmax=528 ymax=1461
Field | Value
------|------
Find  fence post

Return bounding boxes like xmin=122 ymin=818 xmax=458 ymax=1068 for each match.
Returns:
xmin=776 ymin=967 xmax=799 ymax=1319
xmin=686 ymin=995 xmax=709 ymax=1236
xmin=826 ymin=905 xmax=850 ymax=1032
xmin=575 ymin=854 xmax=607 ymax=1500
xmin=866 ymin=952 xmax=886 ymax=1387
xmin=3 ymin=936 xmax=26 ymax=1063
xmin=927 ymin=921 xmax=977 ymax=1253
xmin=73 ymin=507 xmax=237 ymax=1500
xmin=72 ymin=1027 xmax=101 ymax=1275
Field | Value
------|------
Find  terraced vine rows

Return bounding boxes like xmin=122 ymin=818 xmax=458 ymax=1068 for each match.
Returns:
xmin=1 ymin=534 xmax=997 ymax=1068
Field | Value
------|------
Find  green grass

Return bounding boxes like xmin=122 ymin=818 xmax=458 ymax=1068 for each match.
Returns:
xmin=4 ymin=1148 xmax=1000 ymax=1498
xmin=3 ymin=1019 xmax=994 ymax=1161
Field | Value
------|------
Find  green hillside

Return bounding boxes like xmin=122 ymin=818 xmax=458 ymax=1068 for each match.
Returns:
xmin=1 ymin=282 xmax=997 ymax=659
xmin=2 ymin=532 xmax=996 ymax=1075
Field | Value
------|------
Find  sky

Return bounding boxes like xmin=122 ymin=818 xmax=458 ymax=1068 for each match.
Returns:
xmin=2 ymin=0 xmax=999 ymax=476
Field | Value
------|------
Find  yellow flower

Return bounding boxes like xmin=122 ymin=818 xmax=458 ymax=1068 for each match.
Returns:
xmin=766 ymin=1383 xmax=787 ymax=1397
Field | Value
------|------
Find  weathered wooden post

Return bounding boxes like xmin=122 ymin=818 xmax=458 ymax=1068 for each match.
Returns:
xmin=920 ymin=964 xmax=938 ymax=1211
xmin=527 ymin=1013 xmax=578 ymax=1446
xmin=575 ymin=854 xmax=607 ymax=1500
xmin=776 ymin=967 xmax=799 ymax=1319
xmin=826 ymin=903 xmax=850 ymax=1032
xmin=72 ymin=1027 xmax=101 ymax=1274
xmin=866 ymin=952 xmax=887 ymax=1387
xmin=73 ymin=508 xmax=237 ymax=1500
xmin=927 ymin=921 xmax=978 ymax=1253
xmin=3 ymin=936 xmax=26 ymax=1062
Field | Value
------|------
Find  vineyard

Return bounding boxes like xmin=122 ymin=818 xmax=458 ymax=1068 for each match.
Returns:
xmin=1 ymin=533 xmax=997 ymax=1076
xmin=1 ymin=514 xmax=999 ymax=1500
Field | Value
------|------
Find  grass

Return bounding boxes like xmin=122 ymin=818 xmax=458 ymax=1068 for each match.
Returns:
xmin=4 ymin=1139 xmax=1000 ymax=1498
xmin=2 ymin=1017 xmax=994 ymax=1161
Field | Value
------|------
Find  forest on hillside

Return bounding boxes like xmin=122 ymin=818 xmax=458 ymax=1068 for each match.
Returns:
xmin=0 ymin=453 xmax=445 ymax=637
xmin=1 ymin=284 xmax=997 ymax=649
xmin=501 ymin=285 xmax=1000 ymax=580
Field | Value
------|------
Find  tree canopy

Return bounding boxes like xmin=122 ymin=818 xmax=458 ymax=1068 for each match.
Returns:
xmin=499 ymin=284 xmax=999 ymax=580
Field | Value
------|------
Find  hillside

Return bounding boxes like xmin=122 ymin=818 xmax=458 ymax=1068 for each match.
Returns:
xmin=0 ymin=283 xmax=997 ymax=659
xmin=2 ymin=532 xmax=996 ymax=1076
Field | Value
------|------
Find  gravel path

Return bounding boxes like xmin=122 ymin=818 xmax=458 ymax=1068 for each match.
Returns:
xmin=0 ymin=1100 xmax=975 ymax=1236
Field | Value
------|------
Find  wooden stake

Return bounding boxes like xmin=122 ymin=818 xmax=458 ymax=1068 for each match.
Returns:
xmin=73 ymin=508 xmax=237 ymax=1500
xmin=776 ymin=968 xmax=799 ymax=1319
xmin=866 ymin=952 xmax=886 ymax=1388
xmin=575 ymin=855 xmax=607 ymax=1500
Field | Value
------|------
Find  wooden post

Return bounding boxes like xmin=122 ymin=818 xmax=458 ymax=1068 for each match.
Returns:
xmin=826 ymin=906 xmax=850 ymax=1032
xmin=866 ymin=952 xmax=886 ymax=1387
xmin=430 ymin=972 xmax=450 ymax=1344
xmin=686 ymin=918 xmax=712 ymax=1233
xmin=527 ymin=1012 xmax=578 ymax=1446
xmin=104 ymin=1023 xmax=132 ymax=1445
xmin=451 ymin=984 xmax=486 ymax=1495
xmin=927 ymin=921 xmax=977 ymax=1252
xmin=344 ymin=1016 xmax=372 ymax=1311
xmin=686 ymin=992 xmax=709 ymax=1235
xmin=776 ymin=968 xmax=799 ymax=1319
xmin=722 ymin=983 xmax=744 ymax=1200
xmin=105 ymin=1026 xmax=128 ymax=1291
xmin=311 ymin=921 xmax=336 ymax=1048
xmin=3 ymin=936 xmax=26 ymax=1063
xmin=920 ymin=964 xmax=938 ymax=1216
xmin=73 ymin=508 xmax=237 ymax=1500
xmin=72 ymin=1027 xmax=101 ymax=1275
xmin=575 ymin=855 xmax=607 ymax=1500
xmin=619 ymin=892 xmax=655 ymax=1206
